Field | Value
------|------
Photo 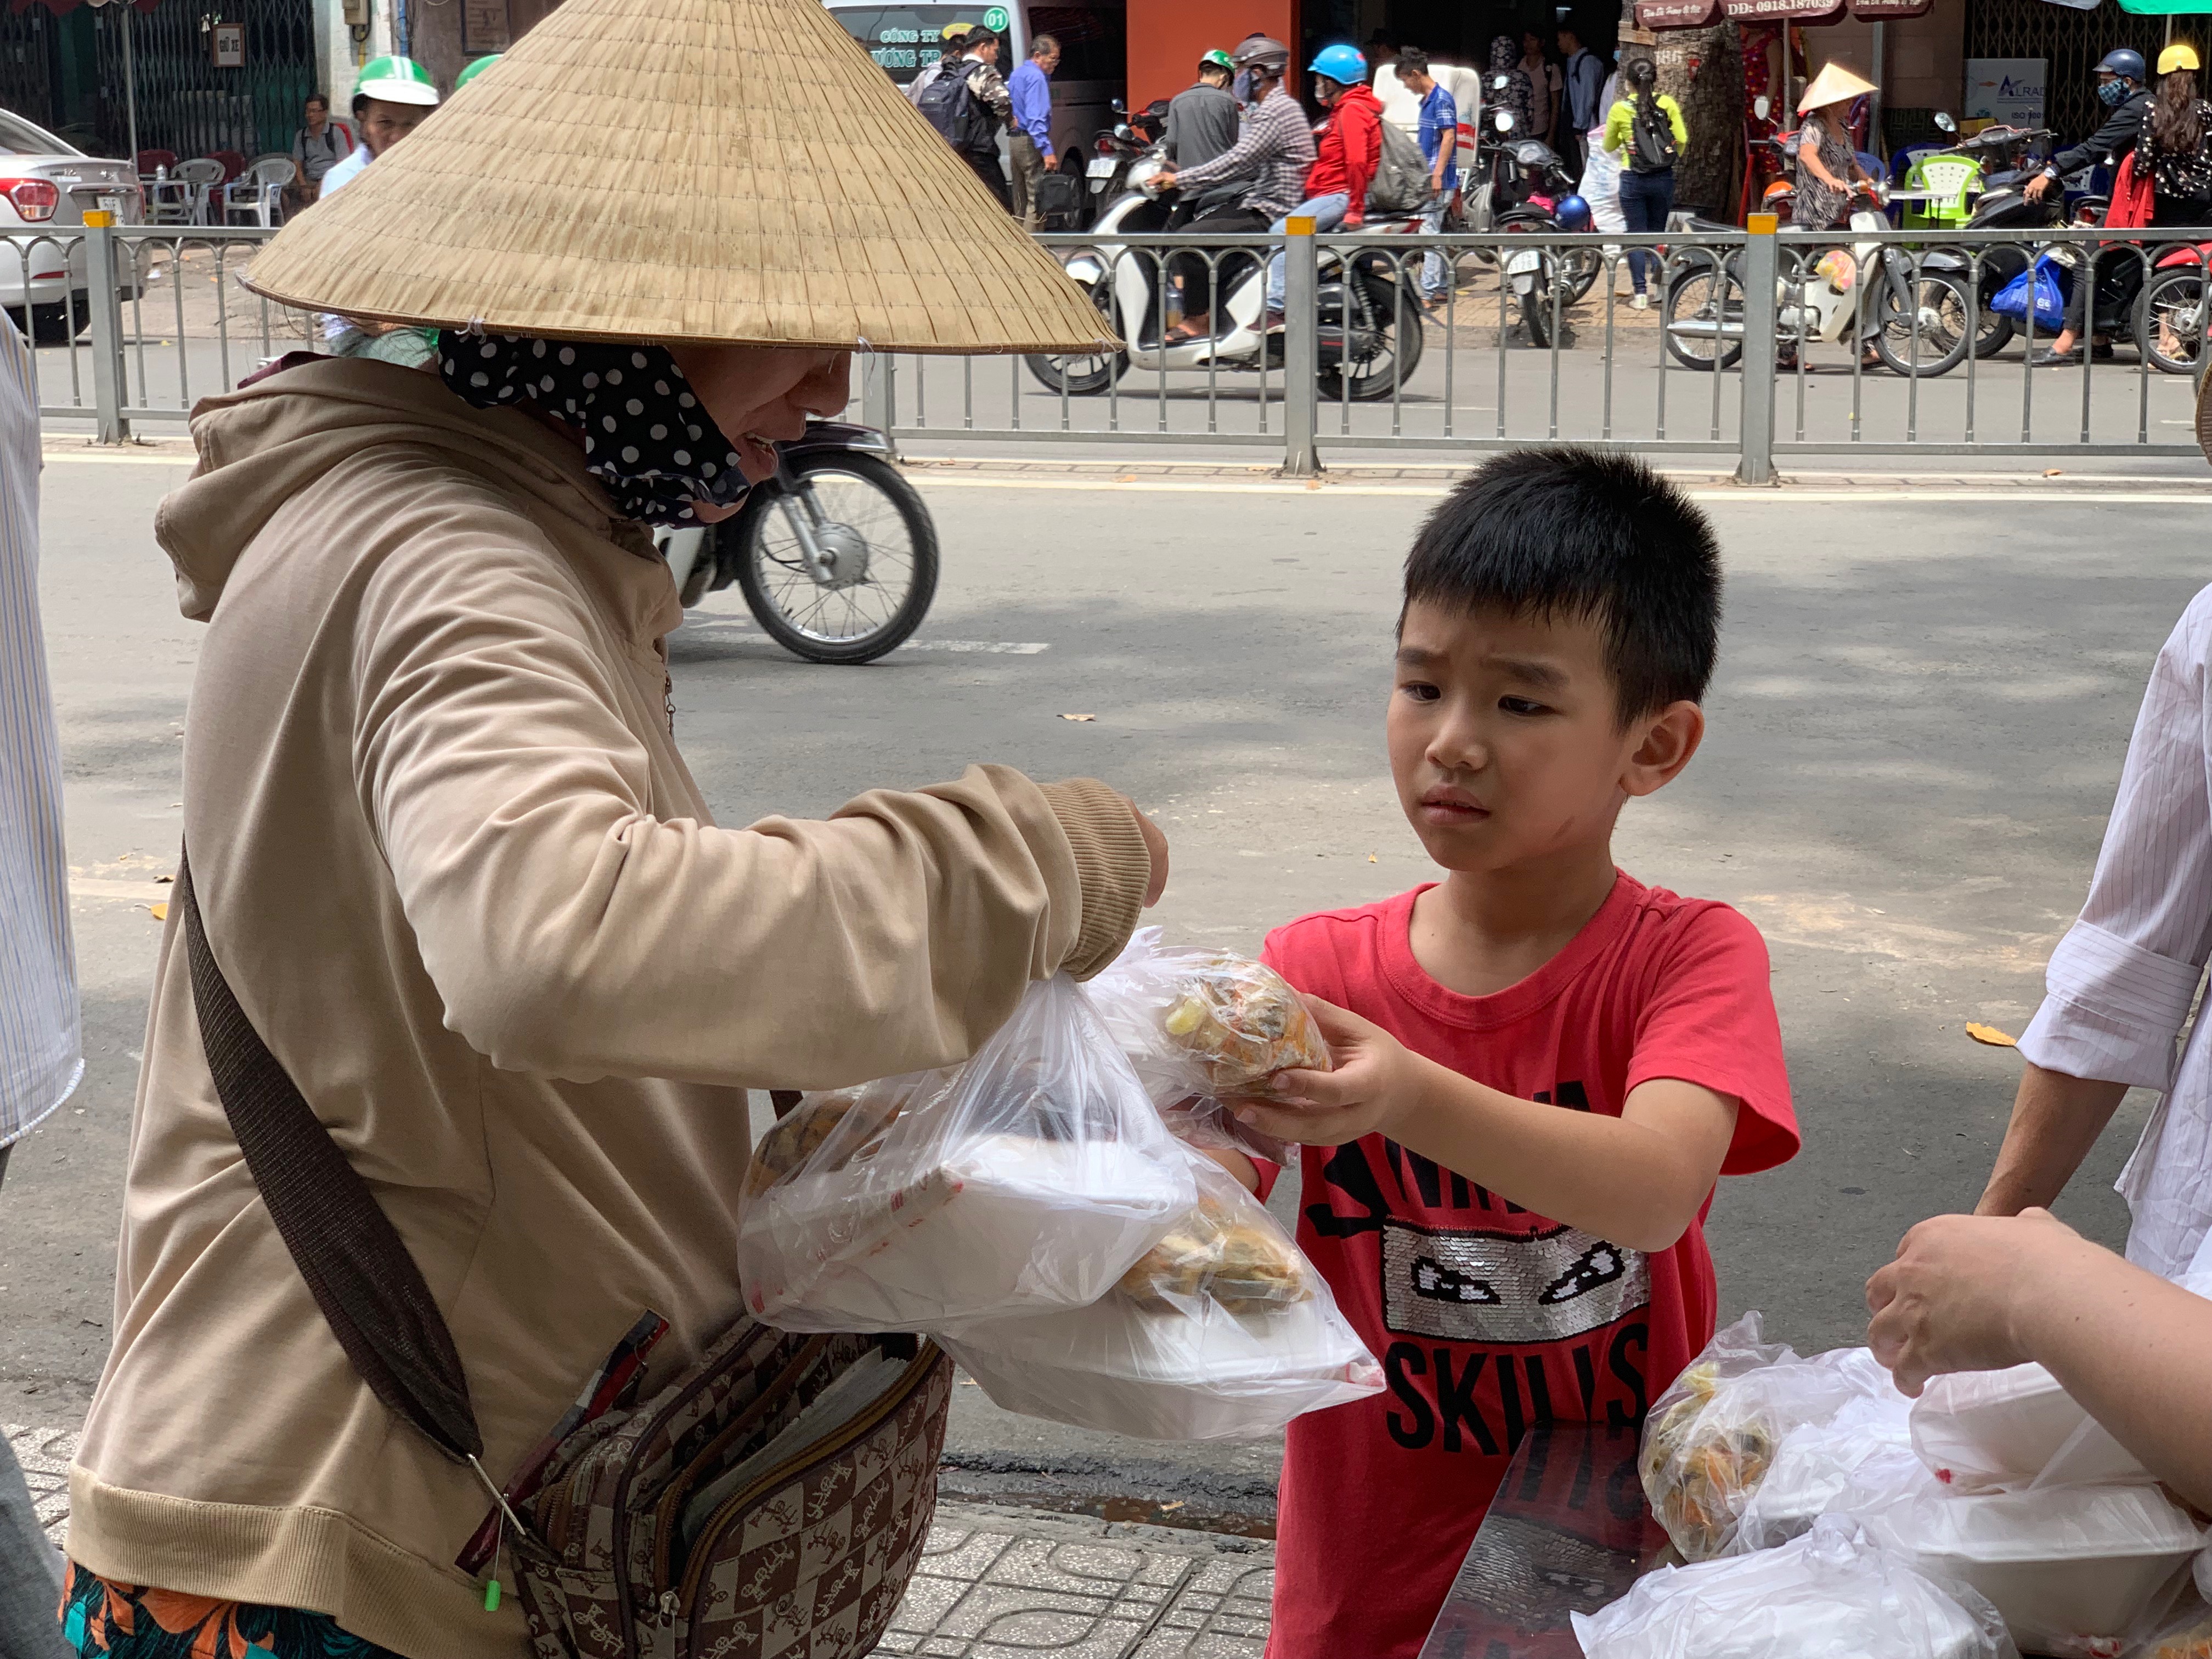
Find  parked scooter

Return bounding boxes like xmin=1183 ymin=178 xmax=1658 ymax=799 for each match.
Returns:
xmin=653 ymin=420 xmax=938 ymax=665
xmin=1664 ymin=204 xmax=1975 ymax=376
xmin=1485 ymin=104 xmax=1600 ymax=345
xmin=1025 ymin=153 xmax=1428 ymax=402
xmin=1081 ymin=98 xmax=1170 ymax=229
xmin=1915 ymin=116 xmax=2061 ymax=356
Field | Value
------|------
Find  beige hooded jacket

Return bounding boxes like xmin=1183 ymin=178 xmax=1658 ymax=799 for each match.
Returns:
xmin=66 ymin=359 xmax=1151 ymax=1659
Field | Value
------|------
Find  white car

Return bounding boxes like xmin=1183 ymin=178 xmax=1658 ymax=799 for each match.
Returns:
xmin=0 ymin=105 xmax=145 ymax=342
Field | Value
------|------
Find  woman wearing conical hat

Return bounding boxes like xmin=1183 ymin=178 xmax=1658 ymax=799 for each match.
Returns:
xmin=57 ymin=2 xmax=1150 ymax=1655
xmin=1792 ymin=61 xmax=1880 ymax=233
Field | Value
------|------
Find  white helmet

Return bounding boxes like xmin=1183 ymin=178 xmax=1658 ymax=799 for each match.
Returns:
xmin=355 ymin=55 xmax=439 ymax=108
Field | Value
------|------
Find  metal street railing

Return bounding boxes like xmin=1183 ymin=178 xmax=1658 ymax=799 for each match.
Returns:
xmin=26 ymin=219 xmax=2212 ymax=480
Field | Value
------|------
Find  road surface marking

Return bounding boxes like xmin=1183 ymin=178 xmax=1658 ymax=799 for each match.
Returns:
xmin=907 ymin=475 xmax=2212 ymax=505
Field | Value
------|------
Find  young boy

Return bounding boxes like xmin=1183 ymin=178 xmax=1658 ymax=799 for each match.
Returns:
xmin=1234 ymin=448 xmax=1799 ymax=1658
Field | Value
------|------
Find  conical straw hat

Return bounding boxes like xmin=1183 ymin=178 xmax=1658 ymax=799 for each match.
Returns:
xmin=1797 ymin=61 xmax=1877 ymax=114
xmin=241 ymin=0 xmax=1117 ymax=354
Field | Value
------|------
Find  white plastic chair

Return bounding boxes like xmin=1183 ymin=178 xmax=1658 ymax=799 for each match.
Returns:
xmin=168 ymin=157 xmax=225 ymax=225
xmin=221 ymin=155 xmax=296 ymax=227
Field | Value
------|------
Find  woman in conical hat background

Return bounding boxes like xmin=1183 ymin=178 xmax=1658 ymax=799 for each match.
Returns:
xmin=1792 ymin=61 xmax=1880 ymax=233
xmin=58 ymin=0 xmax=1152 ymax=1654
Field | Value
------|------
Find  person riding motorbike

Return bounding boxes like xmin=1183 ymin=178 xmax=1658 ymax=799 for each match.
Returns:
xmin=1259 ymin=45 xmax=1384 ymax=326
xmin=1152 ymin=36 xmax=1316 ymax=343
xmin=2030 ymin=47 xmax=2153 ymax=364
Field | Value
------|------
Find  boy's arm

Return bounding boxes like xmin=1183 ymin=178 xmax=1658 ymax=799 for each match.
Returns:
xmin=1234 ymin=996 xmax=1738 ymax=1253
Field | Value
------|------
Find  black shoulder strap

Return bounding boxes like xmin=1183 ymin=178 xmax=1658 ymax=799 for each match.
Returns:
xmin=178 ymin=851 xmax=483 ymax=1465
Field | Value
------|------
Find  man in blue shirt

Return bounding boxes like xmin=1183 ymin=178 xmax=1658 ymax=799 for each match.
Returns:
xmin=1007 ymin=34 xmax=1060 ymax=230
xmin=1396 ymin=47 xmax=1459 ymax=307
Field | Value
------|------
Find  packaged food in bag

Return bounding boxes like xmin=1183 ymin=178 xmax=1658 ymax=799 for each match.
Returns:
xmin=1863 ymin=1480 xmax=2204 ymax=1659
xmin=1910 ymin=1363 xmax=2151 ymax=1496
xmin=1728 ymin=1389 xmax=1921 ymax=1555
xmin=935 ymin=1150 xmax=1383 ymax=1441
xmin=736 ymin=975 xmax=1199 ymax=1332
xmin=1572 ymin=1515 xmax=2020 ymax=1659
xmin=1089 ymin=928 xmax=1331 ymax=1101
xmin=2132 ymin=1598 xmax=2212 ymax=1659
xmin=1640 ymin=1313 xmax=1903 ymax=1561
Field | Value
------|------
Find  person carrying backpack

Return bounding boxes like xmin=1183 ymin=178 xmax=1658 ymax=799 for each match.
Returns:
xmin=1601 ymin=55 xmax=1685 ymax=308
xmin=918 ymin=25 xmax=1015 ymax=210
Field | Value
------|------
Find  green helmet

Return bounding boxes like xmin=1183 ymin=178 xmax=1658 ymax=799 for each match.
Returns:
xmin=355 ymin=54 xmax=439 ymax=107
xmin=454 ymin=54 xmax=501 ymax=91
xmin=1200 ymin=48 xmax=1234 ymax=71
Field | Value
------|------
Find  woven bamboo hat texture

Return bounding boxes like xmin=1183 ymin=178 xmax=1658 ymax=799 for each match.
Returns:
xmin=1797 ymin=62 xmax=1877 ymax=114
xmin=242 ymin=0 xmax=1116 ymax=354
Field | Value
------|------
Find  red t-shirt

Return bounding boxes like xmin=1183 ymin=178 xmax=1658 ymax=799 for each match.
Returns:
xmin=1261 ymin=873 xmax=1797 ymax=1659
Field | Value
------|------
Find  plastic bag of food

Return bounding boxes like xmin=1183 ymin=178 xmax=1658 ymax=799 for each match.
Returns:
xmin=736 ymin=975 xmax=1199 ymax=1332
xmin=1863 ymin=1479 xmax=2203 ymax=1659
xmin=1728 ymin=1386 xmax=1921 ymax=1555
xmin=1572 ymin=1515 xmax=2020 ymax=1659
xmin=1641 ymin=1314 xmax=1901 ymax=1561
xmin=935 ymin=1148 xmax=1383 ymax=1440
xmin=1910 ymin=1363 xmax=2151 ymax=1496
xmin=1089 ymin=929 xmax=1331 ymax=1102
xmin=2132 ymin=1597 xmax=2212 ymax=1659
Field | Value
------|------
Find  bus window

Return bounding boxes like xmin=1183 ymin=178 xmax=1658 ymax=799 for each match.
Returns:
xmin=828 ymin=5 xmax=990 ymax=86
xmin=1027 ymin=4 xmax=1125 ymax=83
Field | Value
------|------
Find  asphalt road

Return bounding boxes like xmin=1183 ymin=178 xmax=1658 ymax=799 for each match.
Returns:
xmin=4 ymin=441 xmax=2203 ymax=1525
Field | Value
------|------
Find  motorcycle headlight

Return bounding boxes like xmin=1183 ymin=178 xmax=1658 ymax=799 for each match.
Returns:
xmin=1130 ymin=157 xmax=1164 ymax=190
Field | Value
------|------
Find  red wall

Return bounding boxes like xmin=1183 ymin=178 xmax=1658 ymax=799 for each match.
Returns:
xmin=1124 ymin=0 xmax=1300 ymax=112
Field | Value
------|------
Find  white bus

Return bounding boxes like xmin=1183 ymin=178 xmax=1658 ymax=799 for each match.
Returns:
xmin=825 ymin=1 xmax=1126 ymax=169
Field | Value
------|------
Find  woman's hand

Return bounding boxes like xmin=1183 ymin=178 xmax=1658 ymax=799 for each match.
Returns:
xmin=1865 ymin=1208 xmax=2083 ymax=1395
xmin=1228 ymin=995 xmax=1424 ymax=1147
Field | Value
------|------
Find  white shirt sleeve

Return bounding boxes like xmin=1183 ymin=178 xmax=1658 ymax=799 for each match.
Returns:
xmin=2020 ymin=587 xmax=2212 ymax=1090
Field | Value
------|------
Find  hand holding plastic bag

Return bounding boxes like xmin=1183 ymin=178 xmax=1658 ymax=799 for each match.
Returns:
xmin=1573 ymin=1515 xmax=2019 ymax=1659
xmin=1090 ymin=929 xmax=1330 ymax=1098
xmin=736 ymin=975 xmax=1198 ymax=1332
xmin=936 ymin=1148 xmax=1383 ymax=1440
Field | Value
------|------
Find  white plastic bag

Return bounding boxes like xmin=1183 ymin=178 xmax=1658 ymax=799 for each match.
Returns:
xmin=1729 ymin=1387 xmax=1921 ymax=1555
xmin=736 ymin=975 xmax=1198 ymax=1331
xmin=1572 ymin=1515 xmax=2019 ymax=1659
xmin=1911 ymin=1364 xmax=2151 ymax=1496
xmin=2130 ymin=1596 xmax=2212 ymax=1659
xmin=1863 ymin=1480 xmax=2205 ymax=1659
xmin=936 ymin=1148 xmax=1383 ymax=1440
xmin=1640 ymin=1313 xmax=1901 ymax=1560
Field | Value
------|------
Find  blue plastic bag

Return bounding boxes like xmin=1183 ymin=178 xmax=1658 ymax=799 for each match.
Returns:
xmin=1990 ymin=255 xmax=2066 ymax=333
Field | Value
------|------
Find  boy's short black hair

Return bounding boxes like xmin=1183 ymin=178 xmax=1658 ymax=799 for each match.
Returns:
xmin=1402 ymin=447 xmax=1721 ymax=722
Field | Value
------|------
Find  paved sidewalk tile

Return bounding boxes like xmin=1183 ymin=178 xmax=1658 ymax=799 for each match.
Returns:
xmin=5 ymin=1426 xmax=1271 ymax=1654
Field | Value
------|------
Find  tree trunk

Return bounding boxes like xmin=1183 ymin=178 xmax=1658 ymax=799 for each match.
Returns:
xmin=1655 ymin=22 xmax=1742 ymax=219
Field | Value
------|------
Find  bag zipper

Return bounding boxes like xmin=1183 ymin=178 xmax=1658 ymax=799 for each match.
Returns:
xmin=675 ymin=1346 xmax=941 ymax=1620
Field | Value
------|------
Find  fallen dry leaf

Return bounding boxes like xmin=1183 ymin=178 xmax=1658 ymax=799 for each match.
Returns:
xmin=147 ymin=902 xmax=168 ymax=922
xmin=155 ymin=873 xmax=174 ymax=884
xmin=1059 ymin=713 xmax=1096 ymax=722
xmin=1965 ymin=1022 xmax=2017 ymax=1048
xmin=1158 ymin=1499 xmax=1187 ymax=1513
xmin=2042 ymin=469 xmax=2063 ymax=478
xmin=1368 ymin=853 xmax=1378 ymax=864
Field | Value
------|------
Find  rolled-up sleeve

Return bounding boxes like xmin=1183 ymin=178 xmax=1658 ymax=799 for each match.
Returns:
xmin=2021 ymin=589 xmax=2212 ymax=1090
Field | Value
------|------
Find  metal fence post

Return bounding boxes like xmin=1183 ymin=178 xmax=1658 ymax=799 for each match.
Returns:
xmin=1280 ymin=217 xmax=1320 ymax=477
xmin=1735 ymin=214 xmax=1778 ymax=487
xmin=861 ymin=351 xmax=897 ymax=458
xmin=83 ymin=213 xmax=128 ymax=445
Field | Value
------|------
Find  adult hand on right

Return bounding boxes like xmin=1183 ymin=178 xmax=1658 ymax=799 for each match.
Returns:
xmin=1865 ymin=1207 xmax=2082 ymax=1395
xmin=2025 ymin=173 xmax=2053 ymax=202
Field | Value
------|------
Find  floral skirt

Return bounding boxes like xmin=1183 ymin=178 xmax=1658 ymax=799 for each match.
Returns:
xmin=59 ymin=1563 xmax=403 ymax=1659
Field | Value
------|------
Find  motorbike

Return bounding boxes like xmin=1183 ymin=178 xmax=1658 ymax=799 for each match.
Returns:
xmin=1663 ymin=200 xmax=1976 ymax=377
xmin=2138 ymin=240 xmax=2212 ymax=374
xmin=653 ymin=420 xmax=938 ymax=665
xmin=1081 ymin=98 xmax=1171 ymax=228
xmin=1914 ymin=118 xmax=2063 ymax=357
xmin=1024 ymin=152 xmax=1428 ymax=403
xmin=1486 ymin=112 xmax=1600 ymax=346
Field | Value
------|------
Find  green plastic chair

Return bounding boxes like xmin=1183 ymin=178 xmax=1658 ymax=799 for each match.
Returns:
xmin=1901 ymin=153 xmax=1980 ymax=230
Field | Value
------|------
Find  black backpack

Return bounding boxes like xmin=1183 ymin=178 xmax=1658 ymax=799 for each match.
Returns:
xmin=919 ymin=63 xmax=994 ymax=155
xmin=1629 ymin=94 xmax=1679 ymax=174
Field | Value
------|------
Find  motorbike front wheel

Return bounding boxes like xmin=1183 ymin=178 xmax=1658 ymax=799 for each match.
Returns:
xmin=1662 ymin=264 xmax=1745 ymax=373
xmin=1870 ymin=271 xmax=1974 ymax=377
xmin=726 ymin=453 xmax=939 ymax=665
xmin=1023 ymin=276 xmax=1127 ymax=397
xmin=1520 ymin=284 xmax=1555 ymax=349
xmin=2139 ymin=266 xmax=2210 ymax=375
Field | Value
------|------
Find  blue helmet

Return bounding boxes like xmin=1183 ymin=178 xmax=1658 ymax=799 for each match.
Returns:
xmin=1556 ymin=194 xmax=1593 ymax=231
xmin=2096 ymin=48 xmax=2146 ymax=82
xmin=1308 ymin=43 xmax=1367 ymax=86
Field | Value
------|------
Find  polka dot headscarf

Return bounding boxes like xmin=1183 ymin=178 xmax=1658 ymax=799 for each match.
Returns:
xmin=437 ymin=332 xmax=755 ymax=527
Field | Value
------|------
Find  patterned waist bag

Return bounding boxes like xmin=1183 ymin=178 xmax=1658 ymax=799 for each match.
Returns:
xmin=178 ymin=857 xmax=952 ymax=1659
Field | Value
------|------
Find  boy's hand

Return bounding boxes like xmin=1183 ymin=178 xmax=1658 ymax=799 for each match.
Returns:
xmin=1228 ymin=995 xmax=1424 ymax=1147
